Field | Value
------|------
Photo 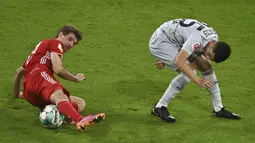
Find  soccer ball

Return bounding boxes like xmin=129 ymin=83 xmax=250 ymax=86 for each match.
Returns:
xmin=39 ymin=104 xmax=65 ymax=129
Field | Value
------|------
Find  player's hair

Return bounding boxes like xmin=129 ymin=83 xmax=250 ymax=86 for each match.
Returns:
xmin=213 ymin=42 xmax=231 ymax=63
xmin=56 ymin=25 xmax=82 ymax=41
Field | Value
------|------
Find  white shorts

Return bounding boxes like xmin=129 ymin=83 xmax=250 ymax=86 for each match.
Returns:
xmin=149 ymin=31 xmax=180 ymax=71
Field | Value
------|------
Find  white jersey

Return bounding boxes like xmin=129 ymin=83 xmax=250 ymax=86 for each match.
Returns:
xmin=155 ymin=18 xmax=218 ymax=55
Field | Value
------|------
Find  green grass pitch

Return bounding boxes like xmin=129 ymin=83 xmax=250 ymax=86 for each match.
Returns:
xmin=1 ymin=0 xmax=255 ymax=142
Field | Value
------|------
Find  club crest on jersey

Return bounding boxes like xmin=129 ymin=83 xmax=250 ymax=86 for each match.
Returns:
xmin=192 ymin=42 xmax=201 ymax=52
xmin=58 ymin=44 xmax=63 ymax=52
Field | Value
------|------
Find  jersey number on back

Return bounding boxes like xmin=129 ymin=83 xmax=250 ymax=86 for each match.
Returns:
xmin=179 ymin=19 xmax=210 ymax=31
xmin=26 ymin=42 xmax=42 ymax=65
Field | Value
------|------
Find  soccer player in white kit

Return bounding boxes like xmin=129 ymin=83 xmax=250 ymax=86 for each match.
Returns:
xmin=149 ymin=18 xmax=240 ymax=122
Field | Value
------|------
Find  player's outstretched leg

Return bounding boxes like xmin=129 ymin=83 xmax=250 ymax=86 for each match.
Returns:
xmin=76 ymin=113 xmax=106 ymax=131
xmin=151 ymin=104 xmax=176 ymax=123
xmin=50 ymin=89 xmax=106 ymax=131
xmin=213 ymin=107 xmax=240 ymax=120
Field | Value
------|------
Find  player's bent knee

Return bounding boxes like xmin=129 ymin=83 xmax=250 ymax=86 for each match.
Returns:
xmin=70 ymin=96 xmax=86 ymax=113
xmin=78 ymin=99 xmax=86 ymax=113
xmin=201 ymin=68 xmax=214 ymax=76
xmin=191 ymin=57 xmax=212 ymax=72
xmin=50 ymin=89 xmax=69 ymax=105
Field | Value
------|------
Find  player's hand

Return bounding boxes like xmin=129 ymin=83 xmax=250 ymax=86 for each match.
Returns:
xmin=75 ymin=73 xmax=85 ymax=82
xmin=196 ymin=78 xmax=213 ymax=88
xmin=155 ymin=60 xmax=165 ymax=70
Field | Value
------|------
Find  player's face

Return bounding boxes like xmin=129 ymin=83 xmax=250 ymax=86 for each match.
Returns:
xmin=204 ymin=42 xmax=216 ymax=61
xmin=205 ymin=49 xmax=215 ymax=61
xmin=59 ymin=32 xmax=78 ymax=52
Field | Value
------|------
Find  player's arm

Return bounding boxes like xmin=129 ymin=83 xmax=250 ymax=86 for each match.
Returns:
xmin=51 ymin=52 xmax=83 ymax=82
xmin=13 ymin=66 xmax=25 ymax=98
xmin=175 ymin=35 xmax=213 ymax=88
xmin=174 ymin=50 xmax=212 ymax=88
xmin=174 ymin=50 xmax=200 ymax=83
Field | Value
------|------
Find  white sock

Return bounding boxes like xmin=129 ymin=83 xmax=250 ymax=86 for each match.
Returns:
xmin=202 ymin=69 xmax=223 ymax=112
xmin=156 ymin=72 xmax=192 ymax=108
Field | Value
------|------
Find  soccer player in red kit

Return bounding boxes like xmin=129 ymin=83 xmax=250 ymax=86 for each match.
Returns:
xmin=13 ymin=25 xmax=105 ymax=131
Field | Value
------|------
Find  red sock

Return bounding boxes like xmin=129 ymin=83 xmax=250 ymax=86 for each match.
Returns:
xmin=71 ymin=102 xmax=79 ymax=112
xmin=57 ymin=101 xmax=83 ymax=123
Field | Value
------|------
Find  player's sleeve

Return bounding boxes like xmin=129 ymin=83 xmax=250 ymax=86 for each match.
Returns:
xmin=48 ymin=40 xmax=64 ymax=56
xmin=181 ymin=34 xmax=202 ymax=56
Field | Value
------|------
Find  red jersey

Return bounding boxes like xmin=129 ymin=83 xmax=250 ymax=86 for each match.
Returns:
xmin=22 ymin=39 xmax=64 ymax=76
xmin=21 ymin=39 xmax=71 ymax=107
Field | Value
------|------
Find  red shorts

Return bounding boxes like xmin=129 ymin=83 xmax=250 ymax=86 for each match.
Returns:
xmin=23 ymin=69 xmax=70 ymax=108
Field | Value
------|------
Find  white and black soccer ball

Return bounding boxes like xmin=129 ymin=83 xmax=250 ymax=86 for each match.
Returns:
xmin=39 ymin=104 xmax=65 ymax=129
